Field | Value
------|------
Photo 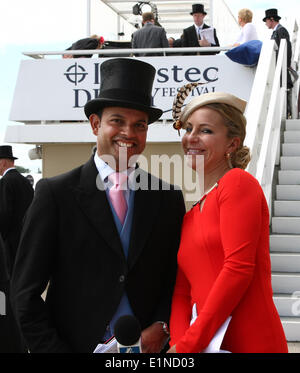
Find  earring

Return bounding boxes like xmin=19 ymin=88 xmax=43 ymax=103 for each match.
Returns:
xmin=226 ymin=153 xmax=233 ymax=169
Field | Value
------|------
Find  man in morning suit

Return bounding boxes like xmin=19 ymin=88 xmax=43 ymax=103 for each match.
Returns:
xmin=263 ymin=8 xmax=292 ymax=85
xmin=132 ymin=12 xmax=169 ymax=56
xmin=263 ymin=8 xmax=294 ymax=116
xmin=182 ymin=3 xmax=220 ymax=55
xmin=0 ymin=145 xmax=33 ymax=352
xmin=0 ymin=146 xmax=34 ymax=277
xmin=11 ymin=58 xmax=186 ymax=353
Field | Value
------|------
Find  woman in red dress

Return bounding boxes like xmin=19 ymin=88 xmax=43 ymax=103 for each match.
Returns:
xmin=167 ymin=91 xmax=288 ymax=353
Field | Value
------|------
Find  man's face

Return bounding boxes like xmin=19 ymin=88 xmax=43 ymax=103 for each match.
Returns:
xmin=90 ymin=106 xmax=149 ymax=170
xmin=265 ymin=18 xmax=274 ymax=29
xmin=193 ymin=13 xmax=205 ymax=27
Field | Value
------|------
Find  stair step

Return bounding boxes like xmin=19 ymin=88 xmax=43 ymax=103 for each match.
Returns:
xmin=272 ymin=217 xmax=300 ymax=234
xmin=273 ymin=293 xmax=300 ymax=317
xmin=282 ymin=144 xmax=300 ymax=156
xmin=278 ymin=170 xmax=300 ymax=184
xmin=272 ymin=273 xmax=300 ymax=293
xmin=270 ymin=235 xmax=300 ymax=253
xmin=286 ymin=120 xmax=300 ymax=131
xmin=281 ymin=317 xmax=300 ymax=341
xmin=271 ymin=253 xmax=300 ymax=271
xmin=284 ymin=131 xmax=300 ymax=143
xmin=280 ymin=156 xmax=300 ymax=170
xmin=274 ymin=200 xmax=300 ymax=216
xmin=277 ymin=185 xmax=300 ymax=200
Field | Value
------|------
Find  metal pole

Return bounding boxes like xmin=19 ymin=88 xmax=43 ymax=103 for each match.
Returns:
xmin=117 ymin=15 xmax=121 ymax=40
xmin=209 ymin=0 xmax=213 ymax=27
xmin=87 ymin=0 xmax=91 ymax=36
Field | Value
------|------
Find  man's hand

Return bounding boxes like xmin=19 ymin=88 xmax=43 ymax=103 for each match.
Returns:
xmin=199 ymin=37 xmax=211 ymax=47
xmin=141 ymin=322 xmax=169 ymax=353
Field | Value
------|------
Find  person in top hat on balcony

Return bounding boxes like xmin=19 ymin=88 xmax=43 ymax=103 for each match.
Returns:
xmin=182 ymin=3 xmax=220 ymax=55
xmin=263 ymin=8 xmax=293 ymax=116
xmin=11 ymin=58 xmax=185 ymax=353
xmin=263 ymin=8 xmax=292 ymax=69
xmin=0 ymin=145 xmax=33 ymax=352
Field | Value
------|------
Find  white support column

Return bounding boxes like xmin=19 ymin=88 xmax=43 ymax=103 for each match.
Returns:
xmin=86 ymin=0 xmax=91 ymax=36
xmin=209 ymin=0 xmax=213 ymax=27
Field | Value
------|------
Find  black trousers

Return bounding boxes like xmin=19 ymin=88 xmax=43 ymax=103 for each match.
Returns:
xmin=0 ymin=280 xmax=27 ymax=353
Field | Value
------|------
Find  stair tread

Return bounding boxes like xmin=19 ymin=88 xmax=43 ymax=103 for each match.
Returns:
xmin=280 ymin=317 xmax=300 ymax=322
xmin=272 ymin=272 xmax=300 ymax=276
xmin=271 ymin=252 xmax=300 ymax=255
xmin=273 ymin=216 xmax=300 ymax=220
xmin=273 ymin=293 xmax=300 ymax=298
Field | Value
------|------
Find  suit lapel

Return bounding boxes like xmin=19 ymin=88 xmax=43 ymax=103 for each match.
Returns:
xmin=127 ymin=171 xmax=161 ymax=269
xmin=72 ymin=157 xmax=124 ymax=259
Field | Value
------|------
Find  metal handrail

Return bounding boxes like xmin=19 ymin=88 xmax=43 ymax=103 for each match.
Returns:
xmin=22 ymin=46 xmax=231 ymax=59
xmin=255 ymin=39 xmax=287 ymax=211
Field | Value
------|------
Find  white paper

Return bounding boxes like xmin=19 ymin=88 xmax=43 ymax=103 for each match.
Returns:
xmin=93 ymin=337 xmax=118 ymax=353
xmin=202 ymin=316 xmax=231 ymax=353
xmin=199 ymin=27 xmax=216 ymax=45
xmin=190 ymin=304 xmax=231 ymax=353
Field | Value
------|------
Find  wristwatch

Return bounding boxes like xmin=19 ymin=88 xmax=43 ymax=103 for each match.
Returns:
xmin=158 ymin=321 xmax=170 ymax=336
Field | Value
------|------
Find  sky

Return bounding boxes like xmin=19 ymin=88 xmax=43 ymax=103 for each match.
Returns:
xmin=0 ymin=0 xmax=299 ymax=172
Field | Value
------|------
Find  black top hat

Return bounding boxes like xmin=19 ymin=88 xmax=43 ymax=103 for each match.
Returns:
xmin=263 ymin=8 xmax=281 ymax=22
xmin=84 ymin=58 xmax=163 ymax=124
xmin=0 ymin=145 xmax=18 ymax=160
xmin=190 ymin=4 xmax=207 ymax=15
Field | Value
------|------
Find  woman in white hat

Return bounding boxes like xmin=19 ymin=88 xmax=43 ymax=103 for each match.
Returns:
xmin=167 ymin=90 xmax=288 ymax=353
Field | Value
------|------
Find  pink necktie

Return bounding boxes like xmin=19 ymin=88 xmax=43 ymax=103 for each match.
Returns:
xmin=108 ymin=172 xmax=128 ymax=225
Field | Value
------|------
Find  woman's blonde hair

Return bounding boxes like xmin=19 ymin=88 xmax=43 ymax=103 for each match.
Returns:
xmin=181 ymin=102 xmax=251 ymax=170
xmin=238 ymin=8 xmax=253 ymax=23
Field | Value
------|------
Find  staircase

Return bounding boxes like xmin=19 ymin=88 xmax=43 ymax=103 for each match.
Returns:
xmin=271 ymin=119 xmax=300 ymax=341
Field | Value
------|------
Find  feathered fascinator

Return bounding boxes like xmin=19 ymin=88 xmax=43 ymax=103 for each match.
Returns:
xmin=172 ymin=82 xmax=206 ymax=136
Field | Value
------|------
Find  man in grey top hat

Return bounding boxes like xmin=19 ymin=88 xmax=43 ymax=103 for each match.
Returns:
xmin=11 ymin=58 xmax=185 ymax=353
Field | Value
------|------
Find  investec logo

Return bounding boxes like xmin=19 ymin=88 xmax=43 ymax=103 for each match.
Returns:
xmin=64 ymin=62 xmax=219 ymax=110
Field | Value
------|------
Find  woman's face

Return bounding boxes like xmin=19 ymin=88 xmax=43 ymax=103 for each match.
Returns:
xmin=182 ymin=107 xmax=239 ymax=172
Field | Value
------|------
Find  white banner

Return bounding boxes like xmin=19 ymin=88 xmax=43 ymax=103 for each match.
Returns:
xmin=10 ymin=56 xmax=255 ymax=122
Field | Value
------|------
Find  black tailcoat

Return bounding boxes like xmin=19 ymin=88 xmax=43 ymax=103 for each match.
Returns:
xmin=11 ymin=157 xmax=186 ymax=352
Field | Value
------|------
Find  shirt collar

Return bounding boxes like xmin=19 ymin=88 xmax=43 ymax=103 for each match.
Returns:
xmin=195 ymin=23 xmax=203 ymax=31
xmin=93 ymin=152 xmax=135 ymax=183
xmin=3 ymin=167 xmax=15 ymax=177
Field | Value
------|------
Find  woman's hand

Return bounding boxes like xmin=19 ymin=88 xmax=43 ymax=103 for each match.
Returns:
xmin=167 ymin=344 xmax=177 ymax=353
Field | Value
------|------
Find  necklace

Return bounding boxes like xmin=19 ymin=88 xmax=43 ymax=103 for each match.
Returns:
xmin=193 ymin=167 xmax=232 ymax=207
xmin=193 ymin=182 xmax=218 ymax=207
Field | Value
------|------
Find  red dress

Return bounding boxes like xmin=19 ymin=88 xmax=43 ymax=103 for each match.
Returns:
xmin=169 ymin=168 xmax=288 ymax=353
